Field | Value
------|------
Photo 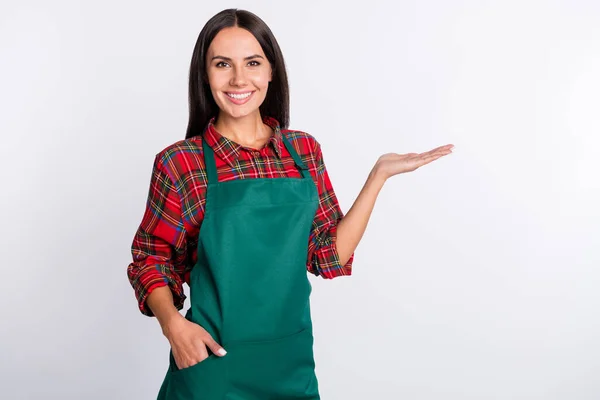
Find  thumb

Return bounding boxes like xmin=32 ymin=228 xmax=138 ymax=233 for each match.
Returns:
xmin=203 ymin=334 xmax=227 ymax=357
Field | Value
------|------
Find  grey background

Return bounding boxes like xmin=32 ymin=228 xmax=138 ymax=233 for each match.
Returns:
xmin=1 ymin=0 xmax=599 ymax=399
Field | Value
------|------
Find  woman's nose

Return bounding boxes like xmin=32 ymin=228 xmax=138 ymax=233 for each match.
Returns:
xmin=230 ymin=65 xmax=248 ymax=86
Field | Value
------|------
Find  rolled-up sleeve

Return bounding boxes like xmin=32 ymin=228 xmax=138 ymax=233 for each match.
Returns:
xmin=126 ymin=154 xmax=188 ymax=316
xmin=306 ymin=141 xmax=354 ymax=278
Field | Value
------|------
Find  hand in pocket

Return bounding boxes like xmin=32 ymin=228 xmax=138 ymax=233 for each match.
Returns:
xmin=166 ymin=317 xmax=227 ymax=369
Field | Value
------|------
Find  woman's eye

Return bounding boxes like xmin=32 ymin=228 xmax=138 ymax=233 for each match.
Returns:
xmin=215 ymin=61 xmax=260 ymax=68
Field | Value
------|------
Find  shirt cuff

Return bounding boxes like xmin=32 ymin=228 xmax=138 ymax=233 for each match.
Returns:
xmin=310 ymin=224 xmax=354 ymax=279
xmin=134 ymin=268 xmax=186 ymax=317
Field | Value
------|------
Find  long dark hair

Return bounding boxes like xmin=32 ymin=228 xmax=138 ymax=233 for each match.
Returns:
xmin=185 ymin=9 xmax=290 ymax=139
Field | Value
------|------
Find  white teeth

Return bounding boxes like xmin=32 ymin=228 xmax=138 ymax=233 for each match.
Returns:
xmin=227 ymin=92 xmax=252 ymax=99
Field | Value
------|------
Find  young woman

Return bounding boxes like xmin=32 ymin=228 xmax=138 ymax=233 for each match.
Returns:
xmin=127 ymin=8 xmax=453 ymax=400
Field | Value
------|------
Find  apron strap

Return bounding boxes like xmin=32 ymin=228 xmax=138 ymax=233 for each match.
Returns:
xmin=201 ymin=130 xmax=312 ymax=184
xmin=202 ymin=136 xmax=218 ymax=184
xmin=280 ymin=132 xmax=312 ymax=180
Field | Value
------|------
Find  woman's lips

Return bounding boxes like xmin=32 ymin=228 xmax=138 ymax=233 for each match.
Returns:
xmin=225 ymin=91 xmax=254 ymax=105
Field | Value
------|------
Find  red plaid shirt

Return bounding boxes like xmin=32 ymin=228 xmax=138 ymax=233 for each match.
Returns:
xmin=127 ymin=116 xmax=354 ymax=316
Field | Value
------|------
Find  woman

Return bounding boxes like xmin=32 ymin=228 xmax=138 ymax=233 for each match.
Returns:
xmin=127 ymin=8 xmax=453 ymax=400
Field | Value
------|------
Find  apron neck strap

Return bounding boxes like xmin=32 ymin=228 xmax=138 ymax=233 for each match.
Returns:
xmin=202 ymin=137 xmax=218 ymax=184
xmin=201 ymin=132 xmax=311 ymax=184
xmin=280 ymin=132 xmax=311 ymax=179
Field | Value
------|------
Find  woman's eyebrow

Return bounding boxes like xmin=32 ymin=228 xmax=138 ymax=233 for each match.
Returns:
xmin=211 ymin=54 xmax=264 ymax=61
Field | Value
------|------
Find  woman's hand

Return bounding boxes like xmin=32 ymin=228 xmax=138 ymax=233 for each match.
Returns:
xmin=163 ymin=315 xmax=227 ymax=370
xmin=373 ymin=144 xmax=454 ymax=180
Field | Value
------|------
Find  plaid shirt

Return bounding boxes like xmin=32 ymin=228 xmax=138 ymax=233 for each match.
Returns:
xmin=127 ymin=116 xmax=354 ymax=316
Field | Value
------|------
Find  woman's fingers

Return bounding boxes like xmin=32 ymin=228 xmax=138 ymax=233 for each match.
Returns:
xmin=201 ymin=331 xmax=227 ymax=357
xmin=422 ymin=144 xmax=453 ymax=157
xmin=410 ymin=148 xmax=451 ymax=169
xmin=421 ymin=145 xmax=453 ymax=161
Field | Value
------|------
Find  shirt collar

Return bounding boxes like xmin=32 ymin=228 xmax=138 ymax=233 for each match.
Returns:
xmin=202 ymin=116 xmax=284 ymax=168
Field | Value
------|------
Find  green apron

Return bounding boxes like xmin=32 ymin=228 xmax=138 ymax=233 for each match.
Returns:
xmin=157 ymin=131 xmax=321 ymax=400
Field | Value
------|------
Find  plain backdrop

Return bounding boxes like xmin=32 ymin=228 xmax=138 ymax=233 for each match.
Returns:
xmin=1 ymin=0 xmax=599 ymax=399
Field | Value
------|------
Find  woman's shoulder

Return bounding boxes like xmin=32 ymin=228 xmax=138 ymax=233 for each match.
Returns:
xmin=152 ymin=137 xmax=204 ymax=178
xmin=281 ymin=128 xmax=322 ymax=157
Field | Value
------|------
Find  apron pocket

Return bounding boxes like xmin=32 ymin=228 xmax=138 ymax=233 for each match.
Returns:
xmin=224 ymin=328 xmax=320 ymax=399
xmin=170 ymin=351 xmax=218 ymax=373
xmin=166 ymin=350 xmax=227 ymax=400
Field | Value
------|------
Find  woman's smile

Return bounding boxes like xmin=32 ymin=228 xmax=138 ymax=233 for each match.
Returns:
xmin=224 ymin=90 xmax=255 ymax=105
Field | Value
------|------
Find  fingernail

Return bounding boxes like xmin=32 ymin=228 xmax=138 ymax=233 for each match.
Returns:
xmin=218 ymin=348 xmax=227 ymax=356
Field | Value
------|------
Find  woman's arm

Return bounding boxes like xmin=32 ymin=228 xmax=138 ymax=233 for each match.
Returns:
xmin=127 ymin=154 xmax=189 ymax=316
xmin=129 ymin=153 xmax=227 ymax=368
xmin=334 ymin=168 xmax=385 ymax=266
xmin=335 ymin=144 xmax=454 ymax=265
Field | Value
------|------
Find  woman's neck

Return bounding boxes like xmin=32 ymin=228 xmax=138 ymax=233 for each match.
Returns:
xmin=213 ymin=112 xmax=273 ymax=150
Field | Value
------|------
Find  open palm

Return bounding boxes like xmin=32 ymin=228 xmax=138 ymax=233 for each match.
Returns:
xmin=376 ymin=144 xmax=454 ymax=179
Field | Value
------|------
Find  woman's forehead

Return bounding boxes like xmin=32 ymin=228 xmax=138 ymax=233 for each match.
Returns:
xmin=208 ymin=27 xmax=264 ymax=57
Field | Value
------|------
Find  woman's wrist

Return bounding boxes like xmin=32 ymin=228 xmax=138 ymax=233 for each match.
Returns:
xmin=368 ymin=163 xmax=389 ymax=188
xmin=160 ymin=311 xmax=186 ymax=339
xmin=147 ymin=286 xmax=186 ymax=338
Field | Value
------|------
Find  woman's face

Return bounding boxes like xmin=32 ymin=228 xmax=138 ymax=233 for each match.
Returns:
xmin=205 ymin=27 xmax=272 ymax=120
